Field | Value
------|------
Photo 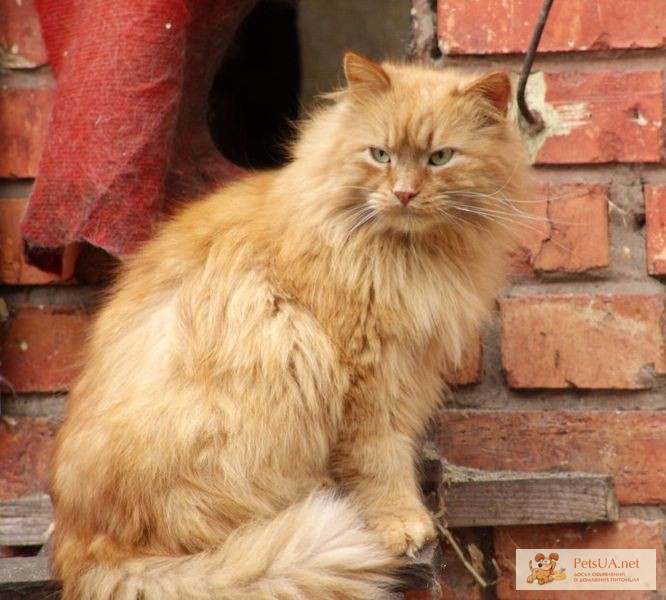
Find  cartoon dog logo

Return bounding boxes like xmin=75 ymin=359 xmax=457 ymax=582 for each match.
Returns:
xmin=527 ymin=552 xmax=567 ymax=585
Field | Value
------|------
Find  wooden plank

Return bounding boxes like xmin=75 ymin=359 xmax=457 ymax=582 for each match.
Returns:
xmin=0 ymin=458 xmax=618 ymax=598
xmin=0 ymin=394 xmax=66 ymax=420
xmin=0 ymin=545 xmax=439 ymax=600
xmin=0 ymin=495 xmax=53 ymax=546
xmin=439 ymin=462 xmax=619 ymax=527
xmin=0 ymin=555 xmax=60 ymax=598
xmin=2 ymin=464 xmax=619 ymax=545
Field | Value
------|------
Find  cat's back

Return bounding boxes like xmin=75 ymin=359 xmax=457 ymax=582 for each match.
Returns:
xmin=53 ymin=170 xmax=298 ymax=515
xmin=121 ymin=171 xmax=279 ymax=292
xmin=65 ymin=171 xmax=282 ymax=418
xmin=95 ymin=171 xmax=278 ymax=325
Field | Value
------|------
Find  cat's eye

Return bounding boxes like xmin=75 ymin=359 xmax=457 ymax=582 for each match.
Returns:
xmin=429 ymin=148 xmax=455 ymax=166
xmin=370 ymin=147 xmax=391 ymax=164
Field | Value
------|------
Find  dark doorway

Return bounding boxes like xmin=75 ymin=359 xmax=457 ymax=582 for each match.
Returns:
xmin=208 ymin=0 xmax=301 ymax=169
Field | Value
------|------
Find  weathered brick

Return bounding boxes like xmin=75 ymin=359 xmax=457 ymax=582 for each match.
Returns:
xmin=0 ymin=0 xmax=47 ymax=68
xmin=404 ymin=590 xmax=446 ymax=600
xmin=0 ymin=417 xmax=56 ymax=500
xmin=512 ymin=183 xmax=609 ymax=274
xmin=446 ymin=336 xmax=482 ymax=386
xmin=501 ymin=294 xmax=665 ymax=389
xmin=0 ymin=198 xmax=77 ymax=284
xmin=521 ymin=71 xmax=662 ymax=165
xmin=437 ymin=410 xmax=666 ymax=504
xmin=0 ymin=306 xmax=89 ymax=392
xmin=403 ymin=592 xmax=430 ymax=600
xmin=645 ymin=185 xmax=666 ymax=276
xmin=0 ymin=85 xmax=54 ymax=178
xmin=494 ymin=519 xmax=663 ymax=599
xmin=438 ymin=0 xmax=666 ymax=55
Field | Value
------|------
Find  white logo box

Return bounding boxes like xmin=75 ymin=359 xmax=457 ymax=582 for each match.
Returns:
xmin=515 ymin=549 xmax=656 ymax=591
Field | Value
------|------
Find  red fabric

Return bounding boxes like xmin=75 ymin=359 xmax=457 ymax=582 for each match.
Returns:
xmin=22 ymin=0 xmax=251 ymax=274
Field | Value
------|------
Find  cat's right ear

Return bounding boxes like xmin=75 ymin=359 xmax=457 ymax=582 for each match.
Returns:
xmin=343 ymin=51 xmax=390 ymax=93
xmin=462 ymin=71 xmax=512 ymax=116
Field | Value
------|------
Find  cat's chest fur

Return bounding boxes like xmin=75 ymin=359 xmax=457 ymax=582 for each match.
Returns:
xmin=303 ymin=245 xmax=459 ymax=378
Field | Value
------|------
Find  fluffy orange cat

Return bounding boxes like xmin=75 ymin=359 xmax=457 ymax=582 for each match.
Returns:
xmin=51 ymin=52 xmax=528 ymax=599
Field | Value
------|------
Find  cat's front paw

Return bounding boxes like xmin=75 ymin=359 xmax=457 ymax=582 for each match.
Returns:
xmin=367 ymin=506 xmax=436 ymax=557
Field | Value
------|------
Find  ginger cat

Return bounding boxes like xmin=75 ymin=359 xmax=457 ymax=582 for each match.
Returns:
xmin=51 ymin=52 xmax=528 ymax=599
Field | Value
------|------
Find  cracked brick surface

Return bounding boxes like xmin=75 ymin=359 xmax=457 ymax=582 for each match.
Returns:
xmin=500 ymin=294 xmax=666 ymax=389
xmin=512 ymin=183 xmax=609 ymax=274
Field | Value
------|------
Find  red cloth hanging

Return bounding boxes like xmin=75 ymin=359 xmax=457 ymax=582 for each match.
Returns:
xmin=22 ymin=0 xmax=252 ymax=274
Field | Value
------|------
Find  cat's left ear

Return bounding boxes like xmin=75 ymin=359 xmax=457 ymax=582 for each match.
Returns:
xmin=343 ymin=51 xmax=390 ymax=93
xmin=462 ymin=72 xmax=512 ymax=117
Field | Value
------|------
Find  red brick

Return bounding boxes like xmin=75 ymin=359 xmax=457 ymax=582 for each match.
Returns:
xmin=0 ymin=306 xmax=90 ymax=392
xmin=440 ymin=580 xmax=480 ymax=600
xmin=512 ymin=183 xmax=609 ymax=274
xmin=645 ymin=185 xmax=666 ymax=276
xmin=438 ymin=0 xmax=666 ymax=54
xmin=524 ymin=71 xmax=662 ymax=165
xmin=403 ymin=592 xmax=432 ymax=599
xmin=0 ymin=417 xmax=56 ymax=500
xmin=494 ymin=519 xmax=663 ymax=599
xmin=0 ymin=198 xmax=77 ymax=284
xmin=501 ymin=294 xmax=665 ymax=389
xmin=0 ymin=85 xmax=54 ymax=178
xmin=445 ymin=336 xmax=482 ymax=386
xmin=404 ymin=591 xmax=445 ymax=600
xmin=0 ymin=0 xmax=47 ymax=68
xmin=437 ymin=410 xmax=666 ymax=504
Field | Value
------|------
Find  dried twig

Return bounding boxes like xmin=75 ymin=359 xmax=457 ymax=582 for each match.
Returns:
xmin=433 ymin=505 xmax=501 ymax=589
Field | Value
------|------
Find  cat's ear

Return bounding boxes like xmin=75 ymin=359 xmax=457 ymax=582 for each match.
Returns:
xmin=343 ymin=51 xmax=390 ymax=93
xmin=462 ymin=71 xmax=512 ymax=117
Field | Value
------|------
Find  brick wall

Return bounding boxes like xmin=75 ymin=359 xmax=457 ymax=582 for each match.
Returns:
xmin=417 ymin=0 xmax=665 ymax=597
xmin=0 ymin=0 xmax=99 ymax=557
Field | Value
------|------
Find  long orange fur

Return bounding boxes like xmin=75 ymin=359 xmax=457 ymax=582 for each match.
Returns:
xmin=51 ymin=52 xmax=529 ymax=599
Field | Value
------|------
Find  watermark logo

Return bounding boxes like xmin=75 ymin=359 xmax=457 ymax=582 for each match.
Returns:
xmin=526 ymin=552 xmax=567 ymax=585
xmin=516 ymin=549 xmax=656 ymax=591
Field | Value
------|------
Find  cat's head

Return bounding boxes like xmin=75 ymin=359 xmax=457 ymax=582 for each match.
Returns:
xmin=295 ymin=52 xmax=529 ymax=244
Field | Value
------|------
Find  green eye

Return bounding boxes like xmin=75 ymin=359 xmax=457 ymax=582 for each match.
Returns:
xmin=429 ymin=148 xmax=455 ymax=166
xmin=370 ymin=147 xmax=391 ymax=164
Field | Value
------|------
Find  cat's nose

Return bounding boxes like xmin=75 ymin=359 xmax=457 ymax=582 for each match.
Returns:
xmin=394 ymin=190 xmax=418 ymax=206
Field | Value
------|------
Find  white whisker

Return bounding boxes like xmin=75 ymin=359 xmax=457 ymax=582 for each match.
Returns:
xmin=436 ymin=207 xmax=501 ymax=242
xmin=450 ymin=206 xmax=571 ymax=252
xmin=441 ymin=199 xmax=553 ymax=223
xmin=340 ymin=207 xmax=377 ymax=246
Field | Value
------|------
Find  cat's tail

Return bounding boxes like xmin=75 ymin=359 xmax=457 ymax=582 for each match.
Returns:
xmin=68 ymin=491 xmax=430 ymax=600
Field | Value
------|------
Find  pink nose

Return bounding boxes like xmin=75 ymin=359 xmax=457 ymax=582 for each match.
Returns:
xmin=394 ymin=190 xmax=418 ymax=206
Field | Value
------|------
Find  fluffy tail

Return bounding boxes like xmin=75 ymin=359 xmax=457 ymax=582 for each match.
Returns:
xmin=70 ymin=492 xmax=430 ymax=599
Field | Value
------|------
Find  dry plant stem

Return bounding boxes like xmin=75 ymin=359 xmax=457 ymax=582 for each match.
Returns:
xmin=434 ymin=512 xmax=500 ymax=589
